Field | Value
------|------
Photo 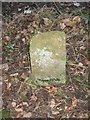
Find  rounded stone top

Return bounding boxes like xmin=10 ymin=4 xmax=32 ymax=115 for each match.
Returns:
xmin=30 ymin=31 xmax=66 ymax=83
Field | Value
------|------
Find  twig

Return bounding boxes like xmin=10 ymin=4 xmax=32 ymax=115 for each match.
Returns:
xmin=52 ymin=0 xmax=62 ymax=15
xmin=33 ymin=102 xmax=40 ymax=112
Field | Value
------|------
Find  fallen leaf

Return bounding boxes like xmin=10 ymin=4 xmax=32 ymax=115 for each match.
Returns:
xmin=18 ymin=61 xmax=23 ymax=67
xmin=5 ymin=36 xmax=10 ymax=41
xmin=15 ymin=103 xmax=22 ymax=108
xmin=22 ymin=102 xmax=28 ymax=107
xmin=65 ymin=106 xmax=73 ymax=111
xmin=30 ymin=95 xmax=37 ymax=101
xmin=72 ymin=98 xmax=78 ymax=107
xmin=22 ymin=38 xmax=26 ymax=43
xmin=32 ymin=21 xmax=38 ymax=29
xmin=73 ymin=16 xmax=81 ymax=23
xmin=24 ymin=9 xmax=31 ymax=14
xmin=50 ymin=99 xmax=56 ymax=109
xmin=15 ymin=108 xmax=23 ymax=112
xmin=10 ymin=73 xmax=18 ymax=77
xmin=17 ymin=112 xmax=24 ymax=118
xmin=2 ymin=63 xmax=9 ymax=71
xmin=7 ymin=82 xmax=11 ymax=90
xmin=59 ymin=22 xmax=66 ymax=29
xmin=65 ymin=98 xmax=78 ymax=111
xmin=80 ymin=46 xmax=86 ymax=50
xmin=43 ymin=18 xmax=51 ymax=26
xmin=11 ymin=102 xmax=16 ymax=107
xmin=25 ymin=35 xmax=30 ymax=41
xmin=46 ymin=86 xmax=58 ymax=93
xmin=21 ymin=73 xmax=27 ymax=80
xmin=78 ymin=62 xmax=83 ymax=67
xmin=15 ymin=35 xmax=21 ymax=40
xmin=22 ymin=29 xmax=27 ymax=35
xmin=23 ymin=112 xmax=32 ymax=118
xmin=73 ymin=2 xmax=80 ymax=7
xmin=83 ymin=59 xmax=90 ymax=66
xmin=63 ymin=18 xmax=76 ymax=27
xmin=52 ymin=110 xmax=59 ymax=115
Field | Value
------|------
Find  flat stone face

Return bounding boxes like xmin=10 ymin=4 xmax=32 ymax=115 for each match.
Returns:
xmin=30 ymin=31 xmax=66 ymax=83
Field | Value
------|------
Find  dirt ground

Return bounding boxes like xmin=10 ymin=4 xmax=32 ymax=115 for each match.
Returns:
xmin=2 ymin=2 xmax=89 ymax=119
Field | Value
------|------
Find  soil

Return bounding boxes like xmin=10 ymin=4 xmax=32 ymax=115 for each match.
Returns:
xmin=2 ymin=2 xmax=89 ymax=119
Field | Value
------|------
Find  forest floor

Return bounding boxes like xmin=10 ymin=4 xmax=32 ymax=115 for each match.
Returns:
xmin=2 ymin=2 xmax=89 ymax=119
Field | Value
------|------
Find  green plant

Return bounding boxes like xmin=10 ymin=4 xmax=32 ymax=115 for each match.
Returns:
xmin=81 ymin=10 xmax=89 ymax=24
xmin=0 ymin=109 xmax=9 ymax=119
xmin=20 ymin=93 xmax=29 ymax=101
xmin=7 ymin=43 xmax=15 ymax=50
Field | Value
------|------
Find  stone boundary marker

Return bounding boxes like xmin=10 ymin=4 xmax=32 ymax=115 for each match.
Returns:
xmin=30 ymin=31 xmax=66 ymax=83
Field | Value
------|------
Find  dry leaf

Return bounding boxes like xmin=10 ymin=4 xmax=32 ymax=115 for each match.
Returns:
xmin=7 ymin=82 xmax=11 ymax=90
xmin=2 ymin=63 xmax=9 ymax=71
xmin=17 ymin=112 xmax=24 ymax=118
xmin=73 ymin=16 xmax=81 ymax=23
xmin=21 ymin=73 xmax=27 ymax=80
xmin=5 ymin=36 xmax=10 ymax=41
xmin=11 ymin=102 xmax=16 ymax=107
xmin=46 ymin=86 xmax=58 ymax=93
xmin=43 ymin=17 xmax=52 ymax=26
xmin=23 ymin=112 xmax=32 ymax=118
xmin=18 ymin=61 xmax=23 ymax=67
xmin=52 ymin=110 xmax=59 ymax=115
xmin=80 ymin=46 xmax=86 ymax=50
xmin=22 ymin=102 xmax=28 ymax=107
xmin=74 ymin=2 xmax=80 ymax=7
xmin=15 ymin=108 xmax=23 ymax=112
xmin=78 ymin=62 xmax=83 ymax=67
xmin=50 ymin=99 xmax=56 ymax=109
xmin=22 ymin=29 xmax=27 ymax=35
xmin=22 ymin=38 xmax=26 ymax=43
xmin=65 ymin=98 xmax=78 ymax=111
xmin=16 ymin=103 xmax=22 ymax=108
xmin=63 ymin=18 xmax=76 ymax=27
xmin=15 ymin=35 xmax=21 ymax=40
xmin=25 ymin=35 xmax=30 ymax=41
xmin=59 ymin=22 xmax=66 ymax=29
xmin=84 ymin=59 xmax=90 ymax=66
xmin=10 ymin=73 xmax=18 ymax=77
xmin=65 ymin=106 xmax=73 ymax=111
xmin=30 ymin=95 xmax=37 ymax=101
xmin=72 ymin=98 xmax=78 ymax=107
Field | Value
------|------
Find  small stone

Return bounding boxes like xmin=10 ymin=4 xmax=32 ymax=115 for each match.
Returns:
xmin=74 ymin=2 xmax=80 ymax=7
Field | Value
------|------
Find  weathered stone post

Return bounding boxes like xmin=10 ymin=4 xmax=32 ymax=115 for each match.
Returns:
xmin=30 ymin=31 xmax=66 ymax=84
